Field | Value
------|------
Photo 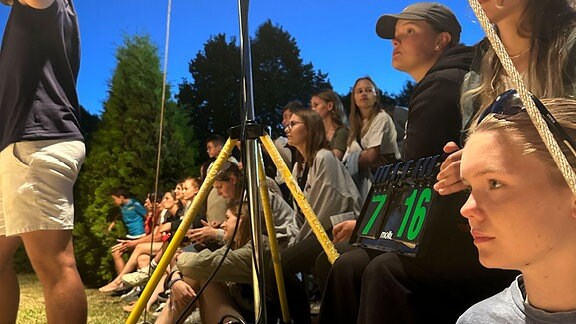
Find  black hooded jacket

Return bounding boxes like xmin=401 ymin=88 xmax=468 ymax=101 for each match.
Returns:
xmin=402 ymin=45 xmax=474 ymax=161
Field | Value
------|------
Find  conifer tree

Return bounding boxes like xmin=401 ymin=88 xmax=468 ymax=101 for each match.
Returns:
xmin=74 ymin=35 xmax=198 ymax=284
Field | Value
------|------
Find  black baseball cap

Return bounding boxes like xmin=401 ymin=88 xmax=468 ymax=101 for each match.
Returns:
xmin=376 ymin=2 xmax=461 ymax=43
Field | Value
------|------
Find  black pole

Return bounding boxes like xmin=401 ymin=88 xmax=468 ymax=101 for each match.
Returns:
xmin=237 ymin=0 xmax=267 ymax=321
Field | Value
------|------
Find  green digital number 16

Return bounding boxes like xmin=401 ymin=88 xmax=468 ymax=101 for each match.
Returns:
xmin=396 ymin=188 xmax=432 ymax=240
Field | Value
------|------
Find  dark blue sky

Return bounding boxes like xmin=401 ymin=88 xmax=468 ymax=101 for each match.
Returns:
xmin=0 ymin=0 xmax=486 ymax=115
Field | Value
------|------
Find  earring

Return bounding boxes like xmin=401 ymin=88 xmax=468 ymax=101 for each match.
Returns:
xmin=495 ymin=0 xmax=504 ymax=9
xmin=435 ymin=45 xmax=440 ymax=50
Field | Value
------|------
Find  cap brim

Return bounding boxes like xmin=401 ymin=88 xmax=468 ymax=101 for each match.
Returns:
xmin=375 ymin=13 xmax=428 ymax=39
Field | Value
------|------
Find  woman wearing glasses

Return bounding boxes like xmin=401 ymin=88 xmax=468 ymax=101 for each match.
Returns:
xmin=435 ymin=0 xmax=576 ymax=195
xmin=457 ymin=94 xmax=576 ymax=323
xmin=344 ymin=77 xmax=401 ymax=200
xmin=271 ymin=109 xmax=361 ymax=324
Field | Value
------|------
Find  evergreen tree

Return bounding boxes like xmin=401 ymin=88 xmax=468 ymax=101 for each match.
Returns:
xmin=74 ymin=35 xmax=198 ymax=284
xmin=251 ymin=20 xmax=331 ymax=132
xmin=177 ymin=20 xmax=331 ymax=159
xmin=395 ymin=80 xmax=417 ymax=107
xmin=177 ymin=34 xmax=241 ymax=151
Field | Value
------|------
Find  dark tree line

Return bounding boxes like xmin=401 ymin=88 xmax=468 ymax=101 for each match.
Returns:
xmin=15 ymin=21 xmax=417 ymax=284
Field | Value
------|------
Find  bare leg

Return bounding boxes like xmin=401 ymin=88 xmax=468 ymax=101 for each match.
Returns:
xmin=154 ymin=278 xmax=199 ymax=324
xmin=137 ymin=254 xmax=150 ymax=269
xmin=198 ymin=281 xmax=244 ymax=324
xmin=22 ymin=229 xmax=87 ymax=324
xmin=0 ymin=235 xmax=22 ymax=324
xmin=112 ymin=249 xmax=125 ymax=275
xmin=101 ymin=242 xmax=161 ymax=291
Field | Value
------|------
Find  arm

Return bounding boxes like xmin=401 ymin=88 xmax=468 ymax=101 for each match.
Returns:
xmin=357 ymin=111 xmax=397 ymax=169
xmin=332 ymin=220 xmax=357 ymax=244
xmin=433 ymin=142 xmax=466 ymax=195
xmin=358 ymin=147 xmax=380 ymax=169
xmin=176 ymin=243 xmax=253 ymax=284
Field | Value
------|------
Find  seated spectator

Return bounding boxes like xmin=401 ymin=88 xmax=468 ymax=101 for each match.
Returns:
xmin=343 ymin=76 xmax=400 ymax=200
xmin=457 ymin=96 xmax=576 ymax=322
xmin=310 ymin=89 xmax=349 ymax=160
xmin=269 ymin=109 xmax=361 ymax=324
xmin=100 ymin=192 xmax=165 ymax=292
xmin=320 ymin=4 xmax=516 ymax=323
xmin=155 ymin=201 xmax=254 ymax=324
xmin=107 ymin=187 xmax=146 ymax=275
xmin=208 ymin=161 xmax=297 ymax=249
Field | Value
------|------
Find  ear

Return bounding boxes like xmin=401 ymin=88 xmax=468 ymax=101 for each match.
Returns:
xmin=327 ymin=101 xmax=334 ymax=111
xmin=230 ymin=175 xmax=237 ymax=185
xmin=571 ymin=194 xmax=576 ymax=220
xmin=435 ymin=32 xmax=452 ymax=51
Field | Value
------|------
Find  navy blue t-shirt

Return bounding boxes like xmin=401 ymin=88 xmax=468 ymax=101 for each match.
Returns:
xmin=0 ymin=0 xmax=83 ymax=152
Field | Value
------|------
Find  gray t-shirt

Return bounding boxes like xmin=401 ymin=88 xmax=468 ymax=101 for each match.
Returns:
xmin=458 ymin=275 xmax=576 ymax=324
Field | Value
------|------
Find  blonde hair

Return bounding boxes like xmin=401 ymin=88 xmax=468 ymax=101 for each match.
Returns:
xmin=461 ymin=1 xmax=576 ymax=127
xmin=472 ymin=98 xmax=576 ymax=186
xmin=348 ymin=76 xmax=381 ymax=146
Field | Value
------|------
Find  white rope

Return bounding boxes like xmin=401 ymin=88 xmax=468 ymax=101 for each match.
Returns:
xmin=469 ymin=0 xmax=576 ymax=194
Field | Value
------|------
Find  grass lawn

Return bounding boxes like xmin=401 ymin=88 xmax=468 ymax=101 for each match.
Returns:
xmin=17 ymin=273 xmax=136 ymax=324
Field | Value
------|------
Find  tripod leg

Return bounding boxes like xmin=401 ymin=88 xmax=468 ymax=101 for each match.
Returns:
xmin=259 ymin=135 xmax=339 ymax=264
xmin=126 ymin=138 xmax=238 ymax=324
xmin=257 ymin=156 xmax=291 ymax=322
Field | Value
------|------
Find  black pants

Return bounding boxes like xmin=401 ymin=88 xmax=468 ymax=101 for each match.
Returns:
xmin=267 ymin=234 xmax=324 ymax=324
xmin=319 ymin=248 xmax=517 ymax=324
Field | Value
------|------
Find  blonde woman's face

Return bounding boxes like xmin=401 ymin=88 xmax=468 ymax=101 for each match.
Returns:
xmin=460 ymin=131 xmax=575 ymax=271
xmin=353 ymin=79 xmax=377 ymax=111
xmin=183 ymin=180 xmax=199 ymax=201
xmin=310 ymin=96 xmax=332 ymax=119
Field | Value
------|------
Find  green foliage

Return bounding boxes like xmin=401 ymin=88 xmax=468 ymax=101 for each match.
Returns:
xmin=74 ymin=35 xmax=199 ymax=285
xmin=177 ymin=20 xmax=331 ymax=157
xmin=395 ymin=80 xmax=417 ymax=107
xmin=252 ymin=20 xmax=331 ymax=133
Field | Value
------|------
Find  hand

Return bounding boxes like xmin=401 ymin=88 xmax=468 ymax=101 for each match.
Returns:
xmin=434 ymin=142 xmax=467 ymax=195
xmin=332 ymin=220 xmax=356 ymax=244
xmin=187 ymin=225 xmax=217 ymax=245
xmin=111 ymin=241 xmax=127 ymax=253
xmin=159 ymin=222 xmax=172 ymax=233
xmin=169 ymin=279 xmax=196 ymax=312
xmin=202 ymin=219 xmax=221 ymax=229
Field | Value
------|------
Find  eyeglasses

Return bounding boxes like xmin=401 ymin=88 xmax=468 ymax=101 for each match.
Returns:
xmin=477 ymin=89 xmax=576 ymax=157
xmin=285 ymin=120 xmax=304 ymax=131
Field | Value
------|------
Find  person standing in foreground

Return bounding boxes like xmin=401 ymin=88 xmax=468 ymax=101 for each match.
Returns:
xmin=0 ymin=0 xmax=87 ymax=323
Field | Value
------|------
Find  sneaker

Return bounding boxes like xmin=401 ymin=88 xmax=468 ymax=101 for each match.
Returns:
xmin=122 ymin=268 xmax=151 ymax=287
xmin=310 ymin=300 xmax=321 ymax=315
xmin=120 ymin=286 xmax=142 ymax=302
xmin=151 ymin=302 xmax=166 ymax=318
xmin=157 ymin=290 xmax=170 ymax=303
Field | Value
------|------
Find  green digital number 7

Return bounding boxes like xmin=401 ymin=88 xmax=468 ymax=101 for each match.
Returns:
xmin=361 ymin=194 xmax=388 ymax=235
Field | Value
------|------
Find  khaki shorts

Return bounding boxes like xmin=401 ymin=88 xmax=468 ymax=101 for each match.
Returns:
xmin=0 ymin=140 xmax=85 ymax=236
